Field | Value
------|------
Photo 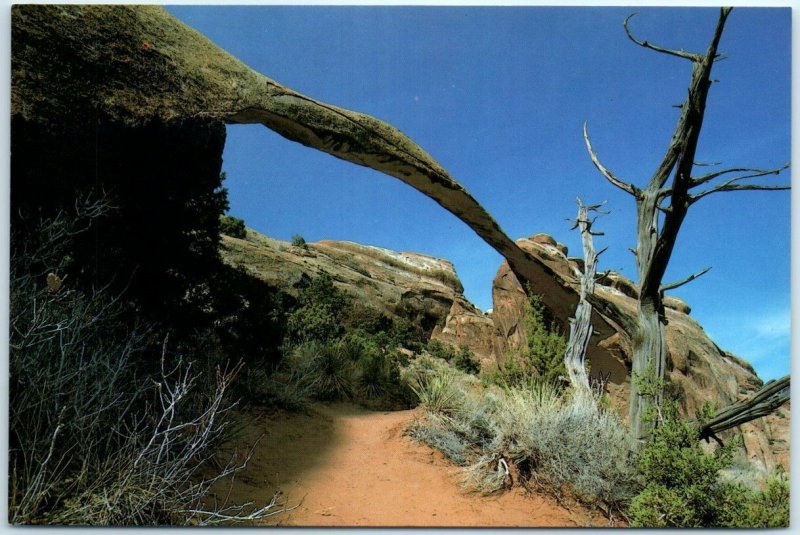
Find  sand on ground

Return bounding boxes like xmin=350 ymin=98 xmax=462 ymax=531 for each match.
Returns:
xmin=212 ymin=402 xmax=609 ymax=527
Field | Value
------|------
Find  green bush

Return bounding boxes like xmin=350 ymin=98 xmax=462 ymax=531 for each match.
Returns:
xmin=285 ymin=273 xmax=349 ymax=343
xmin=523 ymin=292 xmax=567 ymax=384
xmin=389 ymin=316 xmax=424 ymax=352
xmin=427 ymin=339 xmax=457 ymax=361
xmin=219 ymin=214 xmax=246 ymax=238
xmin=493 ymin=290 xmax=567 ymax=388
xmin=739 ymin=472 xmax=790 ymax=528
xmin=344 ymin=302 xmax=393 ymax=335
xmin=453 ymin=344 xmax=481 ymax=375
xmin=629 ymin=404 xmax=733 ymax=527
xmin=630 ymin=403 xmax=790 ymax=528
xmin=291 ymin=234 xmax=307 ymax=248
xmin=286 ymin=302 xmax=343 ymax=343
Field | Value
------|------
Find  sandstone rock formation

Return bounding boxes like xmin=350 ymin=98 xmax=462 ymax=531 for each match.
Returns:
xmin=221 ymin=227 xmax=495 ymax=359
xmin=492 ymin=234 xmax=789 ymax=470
xmin=430 ymin=297 xmax=495 ymax=362
xmin=221 ymin=228 xmax=457 ymax=336
xmin=10 ymin=4 xmax=599 ymax=324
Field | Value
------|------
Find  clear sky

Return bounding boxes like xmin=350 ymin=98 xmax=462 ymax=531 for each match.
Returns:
xmin=167 ymin=5 xmax=791 ymax=381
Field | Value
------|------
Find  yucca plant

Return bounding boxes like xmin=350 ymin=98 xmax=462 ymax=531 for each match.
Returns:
xmin=406 ymin=368 xmax=464 ymax=416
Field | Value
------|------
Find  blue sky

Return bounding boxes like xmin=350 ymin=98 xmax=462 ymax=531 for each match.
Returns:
xmin=168 ymin=6 xmax=791 ymax=381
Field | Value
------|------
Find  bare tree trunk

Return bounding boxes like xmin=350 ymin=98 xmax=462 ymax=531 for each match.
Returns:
xmin=563 ymin=199 xmax=605 ymax=393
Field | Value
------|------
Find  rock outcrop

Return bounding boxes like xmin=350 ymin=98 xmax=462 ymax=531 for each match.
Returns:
xmin=222 ymin=228 xmax=486 ymax=342
xmin=222 ymin=228 xmax=495 ymax=359
xmin=492 ymin=234 xmax=789 ymax=470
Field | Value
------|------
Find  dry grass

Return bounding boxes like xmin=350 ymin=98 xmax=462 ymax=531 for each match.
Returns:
xmin=404 ymin=363 xmax=641 ymax=514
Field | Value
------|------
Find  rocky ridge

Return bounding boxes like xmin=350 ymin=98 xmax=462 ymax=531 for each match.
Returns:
xmin=12 ymin=4 xmax=786 ymax=473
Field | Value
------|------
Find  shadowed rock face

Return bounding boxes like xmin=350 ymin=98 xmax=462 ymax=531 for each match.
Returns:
xmin=430 ymin=297 xmax=495 ymax=362
xmin=492 ymin=234 xmax=789 ymax=470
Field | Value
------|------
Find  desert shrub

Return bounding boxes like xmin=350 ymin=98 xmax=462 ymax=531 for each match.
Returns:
xmin=629 ymin=404 xmax=731 ymax=527
xmin=406 ymin=413 xmax=472 ymax=466
xmin=523 ymin=292 xmax=567 ymax=383
xmin=219 ymin=214 xmax=246 ymax=238
xmin=343 ymin=302 xmax=393 ymax=335
xmin=285 ymin=273 xmax=350 ymax=344
xmin=404 ymin=365 xmax=465 ymax=416
xmin=291 ymin=234 xmax=307 ymax=248
xmin=629 ymin=403 xmax=790 ymax=528
xmin=285 ymin=340 xmax=355 ymax=401
xmin=314 ymin=343 xmax=354 ymax=400
xmin=406 ymin=364 xmax=639 ymax=513
xmin=453 ymin=344 xmax=481 ymax=375
xmin=487 ymin=385 xmax=639 ymax=510
xmin=737 ymin=471 xmax=790 ymax=528
xmin=8 ymin=207 xmax=279 ymax=525
xmin=389 ymin=316 xmax=425 ymax=352
xmin=354 ymin=351 xmax=392 ymax=399
xmin=237 ymin=364 xmax=314 ymax=413
xmin=427 ymin=339 xmax=457 ymax=361
xmin=286 ymin=302 xmax=342 ymax=344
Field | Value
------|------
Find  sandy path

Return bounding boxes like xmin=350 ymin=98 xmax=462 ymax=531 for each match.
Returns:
xmin=218 ymin=403 xmax=601 ymax=527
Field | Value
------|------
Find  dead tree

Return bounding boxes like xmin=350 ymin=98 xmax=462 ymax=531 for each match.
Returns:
xmin=699 ymin=375 xmax=789 ymax=443
xmin=563 ymin=198 xmax=608 ymax=392
xmin=583 ymin=7 xmax=790 ymax=440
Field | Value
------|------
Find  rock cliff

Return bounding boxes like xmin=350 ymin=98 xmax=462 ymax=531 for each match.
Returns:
xmin=492 ymin=233 xmax=789 ymax=470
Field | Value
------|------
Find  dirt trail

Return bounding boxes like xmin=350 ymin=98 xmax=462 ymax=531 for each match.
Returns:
xmin=218 ymin=403 xmax=603 ymax=527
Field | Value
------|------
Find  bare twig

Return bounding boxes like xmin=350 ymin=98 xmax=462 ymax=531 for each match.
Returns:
xmin=624 ymin=13 xmax=704 ymax=62
xmin=583 ymin=122 xmax=638 ymax=196
xmin=659 ymin=266 xmax=712 ymax=293
xmin=690 ymin=163 xmax=789 ymax=188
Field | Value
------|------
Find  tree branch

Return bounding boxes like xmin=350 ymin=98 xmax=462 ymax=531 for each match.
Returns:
xmin=698 ymin=375 xmax=790 ymax=440
xmin=583 ymin=122 xmax=638 ymax=196
xmin=659 ymin=266 xmax=711 ymax=293
xmin=624 ymin=13 xmax=703 ymax=62
xmin=691 ymin=163 xmax=790 ymax=188
xmin=691 ymin=179 xmax=791 ymax=204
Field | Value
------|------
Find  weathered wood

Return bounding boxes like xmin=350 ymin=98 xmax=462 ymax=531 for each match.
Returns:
xmin=698 ymin=375 xmax=789 ymax=440
xmin=563 ymin=199 xmax=605 ymax=392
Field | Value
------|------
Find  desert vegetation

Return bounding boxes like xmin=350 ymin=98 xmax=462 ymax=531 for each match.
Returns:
xmin=404 ymin=354 xmax=789 ymax=526
xmin=8 ymin=201 xmax=283 ymax=525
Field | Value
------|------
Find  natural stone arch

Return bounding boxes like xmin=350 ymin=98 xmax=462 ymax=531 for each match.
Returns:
xmin=12 ymin=3 xmax=624 ymax=352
